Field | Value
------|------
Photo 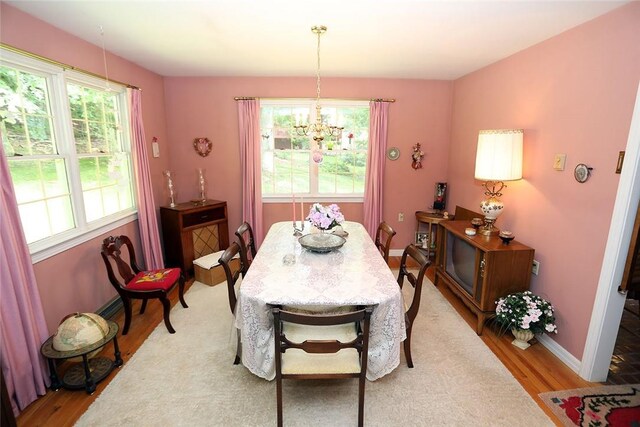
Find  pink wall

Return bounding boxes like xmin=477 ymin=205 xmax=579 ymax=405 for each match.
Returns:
xmin=448 ymin=2 xmax=640 ymax=358
xmin=162 ymin=77 xmax=453 ymax=247
xmin=1 ymin=4 xmax=168 ymax=333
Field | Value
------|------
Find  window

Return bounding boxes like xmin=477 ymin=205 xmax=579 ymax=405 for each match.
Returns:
xmin=260 ymin=100 xmax=369 ymax=201
xmin=1 ymin=49 xmax=136 ymax=261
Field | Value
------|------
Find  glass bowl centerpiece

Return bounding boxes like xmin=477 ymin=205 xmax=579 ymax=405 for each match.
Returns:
xmin=306 ymin=203 xmax=345 ymax=232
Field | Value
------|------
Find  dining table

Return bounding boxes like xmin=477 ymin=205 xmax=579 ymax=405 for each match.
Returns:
xmin=235 ymin=220 xmax=406 ymax=381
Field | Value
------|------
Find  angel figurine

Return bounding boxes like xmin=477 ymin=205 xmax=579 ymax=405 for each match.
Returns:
xmin=412 ymin=143 xmax=424 ymax=170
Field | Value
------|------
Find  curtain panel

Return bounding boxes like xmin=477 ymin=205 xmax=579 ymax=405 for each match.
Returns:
xmin=237 ymin=99 xmax=264 ymax=248
xmin=0 ymin=140 xmax=50 ymax=416
xmin=363 ymin=101 xmax=390 ymax=238
xmin=129 ymin=89 xmax=164 ymax=270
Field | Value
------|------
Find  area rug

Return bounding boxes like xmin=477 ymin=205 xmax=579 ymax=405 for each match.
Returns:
xmin=75 ymin=276 xmax=552 ymax=426
xmin=539 ymin=385 xmax=640 ymax=426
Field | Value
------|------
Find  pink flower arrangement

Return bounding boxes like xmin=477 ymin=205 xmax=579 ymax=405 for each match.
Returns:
xmin=306 ymin=203 xmax=345 ymax=230
xmin=495 ymin=291 xmax=557 ymax=335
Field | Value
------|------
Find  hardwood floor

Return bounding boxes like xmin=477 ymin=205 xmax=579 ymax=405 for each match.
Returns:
xmin=17 ymin=259 xmax=596 ymax=426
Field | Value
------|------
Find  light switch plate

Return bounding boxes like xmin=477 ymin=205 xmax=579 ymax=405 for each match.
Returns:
xmin=152 ymin=142 xmax=160 ymax=158
xmin=553 ymin=154 xmax=566 ymax=171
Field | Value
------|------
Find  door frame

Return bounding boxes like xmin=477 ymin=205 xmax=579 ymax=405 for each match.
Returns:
xmin=580 ymin=81 xmax=640 ymax=381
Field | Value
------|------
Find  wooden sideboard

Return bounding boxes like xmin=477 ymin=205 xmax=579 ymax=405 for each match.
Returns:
xmin=435 ymin=220 xmax=534 ymax=335
xmin=160 ymin=200 xmax=229 ymax=276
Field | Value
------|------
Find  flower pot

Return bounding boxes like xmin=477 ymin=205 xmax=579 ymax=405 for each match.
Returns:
xmin=511 ymin=328 xmax=535 ymax=350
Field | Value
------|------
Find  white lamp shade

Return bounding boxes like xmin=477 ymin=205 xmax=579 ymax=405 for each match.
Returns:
xmin=474 ymin=129 xmax=523 ymax=181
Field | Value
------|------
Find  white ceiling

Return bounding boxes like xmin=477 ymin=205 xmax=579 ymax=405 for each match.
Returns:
xmin=4 ymin=0 xmax=629 ymax=79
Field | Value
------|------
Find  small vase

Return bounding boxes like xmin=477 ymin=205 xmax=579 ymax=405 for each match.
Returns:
xmin=196 ymin=168 xmax=207 ymax=203
xmin=511 ymin=328 xmax=535 ymax=350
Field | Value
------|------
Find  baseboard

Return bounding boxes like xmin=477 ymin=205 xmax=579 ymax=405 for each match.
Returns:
xmin=97 ymin=296 xmax=123 ymax=320
xmin=537 ymin=334 xmax=582 ymax=374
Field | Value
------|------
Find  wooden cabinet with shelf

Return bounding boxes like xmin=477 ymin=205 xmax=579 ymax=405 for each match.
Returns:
xmin=415 ymin=211 xmax=449 ymax=257
xmin=435 ymin=220 xmax=534 ymax=335
xmin=160 ymin=200 xmax=229 ymax=277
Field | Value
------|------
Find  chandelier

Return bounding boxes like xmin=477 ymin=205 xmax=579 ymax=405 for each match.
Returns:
xmin=293 ymin=25 xmax=344 ymax=143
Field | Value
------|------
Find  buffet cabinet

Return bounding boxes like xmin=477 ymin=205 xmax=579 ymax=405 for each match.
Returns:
xmin=160 ymin=200 xmax=229 ymax=277
xmin=434 ymin=220 xmax=534 ymax=335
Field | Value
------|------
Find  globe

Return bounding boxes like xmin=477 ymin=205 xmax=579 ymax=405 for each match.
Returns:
xmin=52 ymin=313 xmax=110 ymax=360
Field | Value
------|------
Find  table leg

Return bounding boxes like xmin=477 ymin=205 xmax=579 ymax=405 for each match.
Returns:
xmin=81 ymin=354 xmax=96 ymax=394
xmin=112 ymin=336 xmax=123 ymax=367
xmin=46 ymin=358 xmax=62 ymax=391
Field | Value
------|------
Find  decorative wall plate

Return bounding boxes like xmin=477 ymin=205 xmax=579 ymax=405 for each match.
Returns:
xmin=574 ymin=163 xmax=592 ymax=183
xmin=193 ymin=137 xmax=212 ymax=157
xmin=387 ymin=147 xmax=400 ymax=161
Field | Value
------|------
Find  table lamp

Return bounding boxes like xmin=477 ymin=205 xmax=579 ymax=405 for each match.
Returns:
xmin=474 ymin=129 xmax=523 ymax=235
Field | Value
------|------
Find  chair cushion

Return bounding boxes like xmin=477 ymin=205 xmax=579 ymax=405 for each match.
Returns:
xmin=281 ymin=323 xmax=361 ymax=375
xmin=126 ymin=268 xmax=180 ymax=291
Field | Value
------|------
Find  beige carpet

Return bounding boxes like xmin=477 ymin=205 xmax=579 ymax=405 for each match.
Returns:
xmin=76 ymin=276 xmax=552 ymax=426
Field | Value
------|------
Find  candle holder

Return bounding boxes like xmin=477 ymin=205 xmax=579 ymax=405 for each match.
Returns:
xmin=163 ymin=170 xmax=177 ymax=207
xmin=293 ymin=221 xmax=304 ymax=236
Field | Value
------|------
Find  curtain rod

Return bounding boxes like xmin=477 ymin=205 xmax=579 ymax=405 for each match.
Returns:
xmin=234 ymin=96 xmax=395 ymax=103
xmin=1 ymin=43 xmax=140 ymax=90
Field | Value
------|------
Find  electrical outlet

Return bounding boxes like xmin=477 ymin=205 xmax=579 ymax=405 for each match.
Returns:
xmin=532 ymin=260 xmax=540 ymax=275
xmin=398 ymin=212 xmax=404 ymax=222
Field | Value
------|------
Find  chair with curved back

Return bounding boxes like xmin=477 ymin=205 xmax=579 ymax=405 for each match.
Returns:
xmin=270 ymin=304 xmax=374 ymax=427
xmin=396 ymin=244 xmax=431 ymax=368
xmin=375 ymin=221 xmax=397 ymax=264
xmin=235 ymin=222 xmax=257 ymax=276
xmin=100 ymin=235 xmax=188 ymax=335
xmin=218 ymin=241 xmax=244 ymax=365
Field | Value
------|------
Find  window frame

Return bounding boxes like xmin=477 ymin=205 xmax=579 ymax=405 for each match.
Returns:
xmin=1 ymin=48 xmax=137 ymax=263
xmin=260 ymin=98 xmax=369 ymax=203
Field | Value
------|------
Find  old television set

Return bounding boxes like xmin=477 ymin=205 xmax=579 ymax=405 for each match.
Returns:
xmin=435 ymin=220 xmax=534 ymax=334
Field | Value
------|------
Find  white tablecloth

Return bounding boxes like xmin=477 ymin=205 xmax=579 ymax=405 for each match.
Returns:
xmin=235 ymin=221 xmax=406 ymax=381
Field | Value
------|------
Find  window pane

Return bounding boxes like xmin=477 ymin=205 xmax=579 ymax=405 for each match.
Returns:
xmin=1 ymin=65 xmax=55 ymax=156
xmin=42 ymin=159 xmax=70 ymax=198
xmin=83 ymin=189 xmax=103 ymax=222
xmin=88 ymin=121 xmax=107 ymax=153
xmin=79 ymin=157 xmax=99 ymax=190
xmin=9 ymin=159 xmax=45 ymax=203
xmin=26 ymin=114 xmax=54 ymax=154
xmin=102 ymin=185 xmax=121 ymax=216
xmin=19 ymin=201 xmax=51 ymax=243
xmin=47 ymin=196 xmax=74 ymax=234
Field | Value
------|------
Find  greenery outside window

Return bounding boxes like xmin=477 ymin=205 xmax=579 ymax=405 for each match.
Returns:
xmin=1 ymin=49 xmax=136 ymax=262
xmin=260 ymin=99 xmax=369 ymax=202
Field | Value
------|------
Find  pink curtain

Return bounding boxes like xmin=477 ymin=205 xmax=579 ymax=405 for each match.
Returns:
xmin=0 ymin=140 xmax=50 ymax=416
xmin=237 ymin=99 xmax=264 ymax=248
xmin=129 ymin=89 xmax=164 ymax=270
xmin=363 ymin=101 xmax=390 ymax=238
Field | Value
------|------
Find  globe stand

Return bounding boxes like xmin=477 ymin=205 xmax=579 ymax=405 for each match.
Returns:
xmin=41 ymin=321 xmax=122 ymax=394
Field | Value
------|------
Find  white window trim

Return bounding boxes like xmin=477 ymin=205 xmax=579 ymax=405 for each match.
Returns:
xmin=260 ymin=98 xmax=369 ymax=203
xmin=1 ymin=48 xmax=138 ymax=262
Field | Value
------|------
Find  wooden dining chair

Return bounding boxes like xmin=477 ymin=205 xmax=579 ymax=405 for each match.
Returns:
xmin=100 ymin=235 xmax=188 ymax=335
xmin=270 ymin=305 xmax=374 ymax=427
xmin=375 ymin=221 xmax=397 ymax=264
xmin=235 ymin=222 xmax=257 ymax=276
xmin=219 ymin=242 xmax=244 ymax=365
xmin=396 ymin=244 xmax=430 ymax=368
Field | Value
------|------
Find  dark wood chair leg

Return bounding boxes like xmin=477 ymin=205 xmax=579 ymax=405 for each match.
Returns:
xmin=122 ymin=296 xmax=132 ymax=335
xmin=160 ymin=295 xmax=176 ymax=334
xmin=404 ymin=325 xmax=414 ymax=368
xmin=139 ymin=299 xmax=148 ymax=314
xmin=358 ymin=376 xmax=365 ymax=427
xmin=234 ymin=332 xmax=241 ymax=365
xmin=276 ymin=377 xmax=283 ymax=427
xmin=178 ymin=276 xmax=188 ymax=308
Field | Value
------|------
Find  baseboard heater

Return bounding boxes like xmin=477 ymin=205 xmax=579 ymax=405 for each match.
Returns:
xmin=97 ymin=296 xmax=123 ymax=321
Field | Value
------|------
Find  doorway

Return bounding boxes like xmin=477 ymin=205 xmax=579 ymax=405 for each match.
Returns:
xmin=580 ymin=82 xmax=640 ymax=382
